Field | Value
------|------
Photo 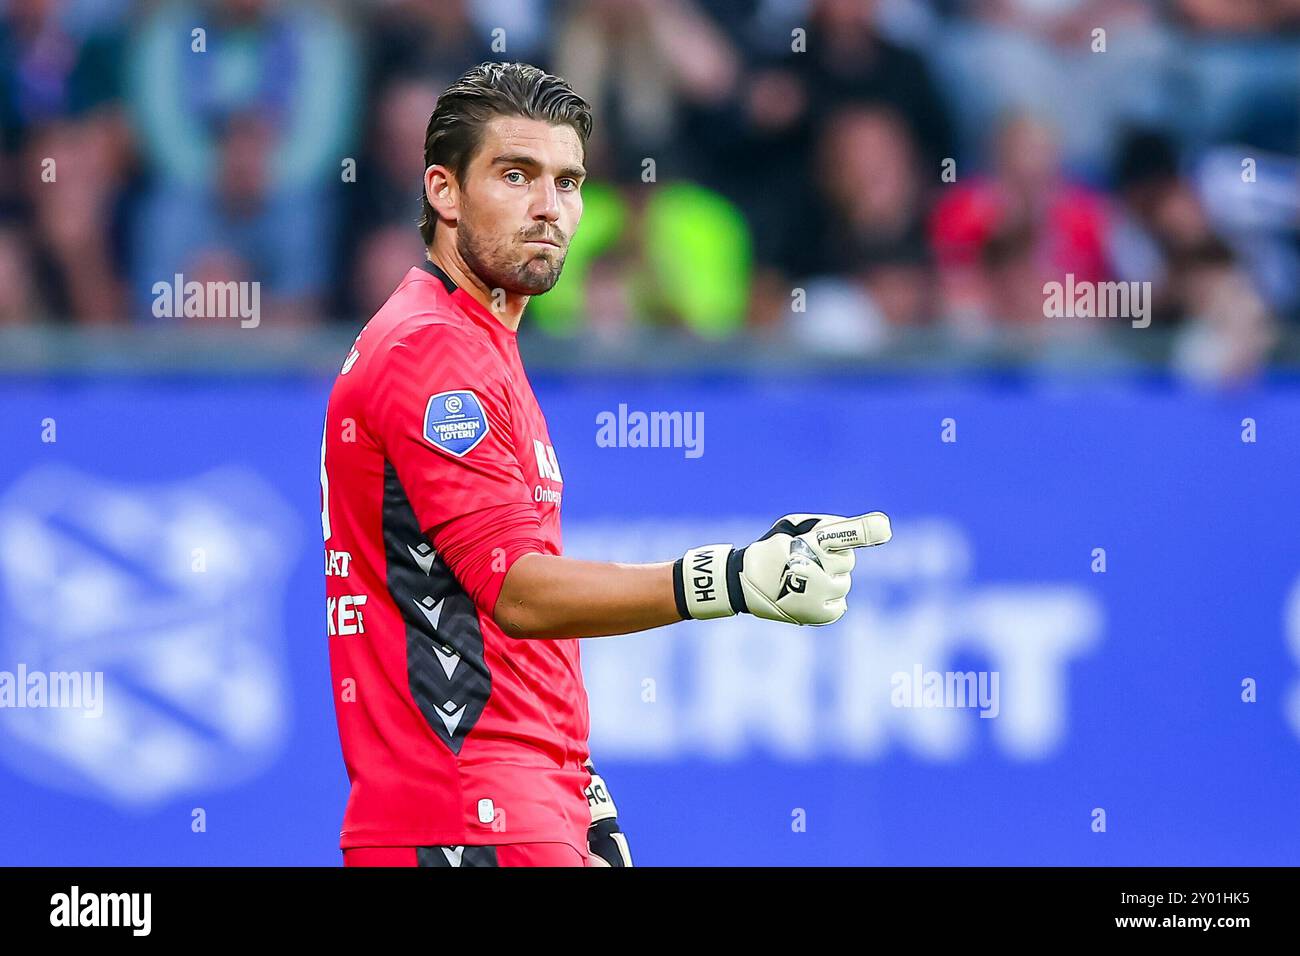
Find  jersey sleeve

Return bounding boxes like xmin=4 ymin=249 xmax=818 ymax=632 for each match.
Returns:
xmin=368 ymin=322 xmax=545 ymax=615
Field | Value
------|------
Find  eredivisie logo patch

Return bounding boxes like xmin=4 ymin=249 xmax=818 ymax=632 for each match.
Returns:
xmin=423 ymin=390 xmax=489 ymax=457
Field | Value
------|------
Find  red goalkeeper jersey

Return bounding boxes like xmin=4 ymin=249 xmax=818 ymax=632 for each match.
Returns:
xmin=321 ymin=260 xmax=590 ymax=851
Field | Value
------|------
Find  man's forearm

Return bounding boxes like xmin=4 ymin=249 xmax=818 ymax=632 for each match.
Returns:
xmin=493 ymin=512 xmax=892 ymax=639
xmin=494 ymin=553 xmax=684 ymax=639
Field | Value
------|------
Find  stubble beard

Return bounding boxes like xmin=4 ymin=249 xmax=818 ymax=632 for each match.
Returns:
xmin=458 ymin=217 xmax=566 ymax=297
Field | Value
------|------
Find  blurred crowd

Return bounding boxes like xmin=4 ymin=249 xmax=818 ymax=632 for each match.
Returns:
xmin=1 ymin=0 xmax=1298 ymax=381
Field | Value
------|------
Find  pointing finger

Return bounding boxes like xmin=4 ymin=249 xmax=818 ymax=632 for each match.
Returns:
xmin=811 ymin=512 xmax=892 ymax=551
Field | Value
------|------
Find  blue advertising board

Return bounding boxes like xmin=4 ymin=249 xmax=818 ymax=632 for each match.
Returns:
xmin=1 ymin=372 xmax=1297 ymax=865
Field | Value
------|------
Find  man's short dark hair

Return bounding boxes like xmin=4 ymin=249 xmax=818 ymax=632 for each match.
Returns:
xmin=418 ymin=61 xmax=593 ymax=245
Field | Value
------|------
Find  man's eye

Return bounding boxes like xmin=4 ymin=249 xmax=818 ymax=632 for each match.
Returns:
xmin=559 ymin=178 xmax=578 ymax=190
xmin=505 ymin=171 xmax=526 ymax=184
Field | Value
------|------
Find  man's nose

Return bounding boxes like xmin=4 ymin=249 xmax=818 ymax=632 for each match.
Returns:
xmin=531 ymin=178 xmax=561 ymax=221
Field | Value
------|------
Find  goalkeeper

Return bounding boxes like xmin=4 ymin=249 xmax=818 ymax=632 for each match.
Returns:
xmin=323 ymin=61 xmax=892 ymax=869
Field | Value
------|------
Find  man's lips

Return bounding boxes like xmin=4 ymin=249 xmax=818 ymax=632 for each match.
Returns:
xmin=525 ymin=237 xmax=560 ymax=248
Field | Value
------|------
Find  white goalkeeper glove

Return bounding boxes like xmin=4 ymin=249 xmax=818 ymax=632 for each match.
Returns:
xmin=672 ymin=513 xmax=892 ymax=626
xmin=583 ymin=759 xmax=632 ymax=867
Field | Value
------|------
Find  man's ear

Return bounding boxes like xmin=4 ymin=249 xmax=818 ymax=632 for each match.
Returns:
xmin=425 ymin=165 xmax=459 ymax=227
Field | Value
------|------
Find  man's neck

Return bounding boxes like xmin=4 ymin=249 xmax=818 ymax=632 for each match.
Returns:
xmin=426 ymin=244 xmax=527 ymax=332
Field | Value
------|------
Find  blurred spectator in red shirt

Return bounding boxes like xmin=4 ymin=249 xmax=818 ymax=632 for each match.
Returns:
xmin=929 ymin=112 xmax=1110 ymax=331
